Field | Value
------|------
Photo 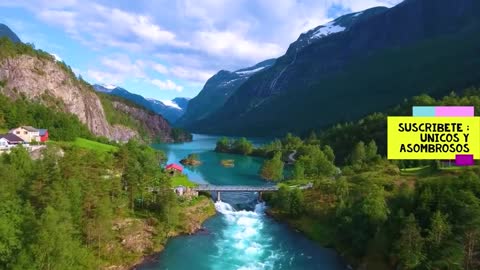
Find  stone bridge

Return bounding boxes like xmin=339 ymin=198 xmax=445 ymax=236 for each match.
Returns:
xmin=193 ymin=185 xmax=278 ymax=201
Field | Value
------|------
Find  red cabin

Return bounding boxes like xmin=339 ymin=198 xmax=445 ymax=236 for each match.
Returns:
xmin=39 ymin=129 xmax=49 ymax=142
xmin=165 ymin=163 xmax=183 ymax=175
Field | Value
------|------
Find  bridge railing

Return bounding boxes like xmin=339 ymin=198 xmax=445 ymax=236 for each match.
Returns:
xmin=193 ymin=185 xmax=279 ymax=192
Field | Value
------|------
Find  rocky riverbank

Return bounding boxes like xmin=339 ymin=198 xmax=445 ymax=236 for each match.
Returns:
xmin=105 ymin=196 xmax=215 ymax=270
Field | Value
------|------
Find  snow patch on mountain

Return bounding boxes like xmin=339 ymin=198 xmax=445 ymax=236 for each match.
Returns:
xmin=310 ymin=21 xmax=346 ymax=40
xmin=162 ymin=99 xmax=182 ymax=110
xmin=221 ymin=78 xmax=242 ymax=87
xmin=235 ymin=66 xmax=267 ymax=76
xmin=102 ymin=84 xmax=117 ymax=90
xmin=353 ymin=11 xmax=364 ymax=17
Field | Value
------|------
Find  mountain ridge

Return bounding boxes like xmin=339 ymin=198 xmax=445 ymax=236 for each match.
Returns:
xmin=0 ymin=23 xmax=21 ymax=43
xmin=93 ymin=84 xmax=189 ymax=124
xmin=182 ymin=0 xmax=480 ymax=136
xmin=177 ymin=58 xmax=276 ymax=126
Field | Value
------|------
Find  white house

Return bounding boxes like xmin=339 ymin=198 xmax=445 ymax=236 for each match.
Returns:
xmin=9 ymin=126 xmax=40 ymax=143
xmin=0 ymin=133 xmax=25 ymax=152
xmin=0 ymin=137 xmax=9 ymax=150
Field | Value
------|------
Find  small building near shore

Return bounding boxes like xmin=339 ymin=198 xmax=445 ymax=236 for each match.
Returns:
xmin=166 ymin=163 xmax=183 ymax=176
xmin=0 ymin=133 xmax=25 ymax=152
xmin=9 ymin=126 xmax=40 ymax=143
xmin=174 ymin=186 xmax=185 ymax=196
xmin=39 ymin=129 xmax=49 ymax=142
xmin=0 ymin=133 xmax=25 ymax=145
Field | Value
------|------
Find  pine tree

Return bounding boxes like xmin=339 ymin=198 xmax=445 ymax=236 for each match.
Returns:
xmin=395 ymin=214 xmax=425 ymax=269
xmin=323 ymin=145 xmax=335 ymax=164
xmin=289 ymin=189 xmax=305 ymax=216
xmin=292 ymin=162 xmax=305 ymax=180
xmin=350 ymin=141 xmax=366 ymax=166
xmin=260 ymin=152 xmax=284 ymax=181
xmin=365 ymin=140 xmax=378 ymax=162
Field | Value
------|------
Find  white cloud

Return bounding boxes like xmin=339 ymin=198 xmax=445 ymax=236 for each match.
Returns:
xmin=194 ymin=30 xmax=284 ymax=63
xmin=169 ymin=66 xmax=215 ymax=83
xmin=151 ymin=79 xmax=183 ymax=92
xmin=96 ymin=5 xmax=188 ymax=48
xmin=0 ymin=0 xmax=404 ymax=96
xmin=152 ymin=63 xmax=169 ymax=74
xmin=38 ymin=9 xmax=77 ymax=34
xmin=86 ymin=69 xmax=123 ymax=84
xmin=85 ymin=54 xmax=148 ymax=85
xmin=151 ymin=61 xmax=215 ymax=83
xmin=100 ymin=55 xmax=146 ymax=78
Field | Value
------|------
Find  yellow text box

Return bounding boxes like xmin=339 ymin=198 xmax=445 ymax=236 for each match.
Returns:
xmin=387 ymin=117 xmax=480 ymax=160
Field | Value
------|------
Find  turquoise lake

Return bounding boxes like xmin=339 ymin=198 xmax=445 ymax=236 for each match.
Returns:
xmin=140 ymin=134 xmax=346 ymax=270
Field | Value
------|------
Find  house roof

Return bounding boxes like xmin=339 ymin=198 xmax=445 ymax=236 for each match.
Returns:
xmin=0 ymin=133 xmax=24 ymax=143
xmin=166 ymin=163 xmax=183 ymax=171
xmin=21 ymin=126 xmax=39 ymax=132
xmin=39 ymin=129 xmax=48 ymax=136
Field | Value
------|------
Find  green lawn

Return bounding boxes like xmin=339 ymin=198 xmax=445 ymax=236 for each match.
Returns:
xmin=171 ymin=174 xmax=198 ymax=188
xmin=400 ymin=165 xmax=434 ymax=176
xmin=400 ymin=164 xmax=478 ymax=176
xmin=0 ymin=128 xmax=8 ymax=134
xmin=73 ymin=138 xmax=118 ymax=152
xmin=48 ymin=138 xmax=118 ymax=153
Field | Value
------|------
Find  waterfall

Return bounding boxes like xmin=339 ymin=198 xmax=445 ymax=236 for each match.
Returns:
xmin=212 ymin=201 xmax=280 ymax=270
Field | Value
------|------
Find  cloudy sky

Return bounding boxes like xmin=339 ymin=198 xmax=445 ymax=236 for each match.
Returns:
xmin=0 ymin=0 xmax=402 ymax=101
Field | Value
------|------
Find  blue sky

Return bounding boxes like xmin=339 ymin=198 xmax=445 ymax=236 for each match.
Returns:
xmin=0 ymin=0 xmax=402 ymax=102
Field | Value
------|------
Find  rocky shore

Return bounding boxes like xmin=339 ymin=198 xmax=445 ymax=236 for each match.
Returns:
xmin=105 ymin=196 xmax=215 ymax=270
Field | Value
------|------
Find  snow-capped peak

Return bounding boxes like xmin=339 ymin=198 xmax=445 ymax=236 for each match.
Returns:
xmin=161 ymin=100 xmax=182 ymax=110
xmin=102 ymin=84 xmax=117 ymax=90
xmin=310 ymin=21 xmax=346 ymax=40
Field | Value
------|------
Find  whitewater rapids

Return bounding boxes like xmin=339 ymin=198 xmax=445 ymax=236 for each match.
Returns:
xmin=211 ymin=201 xmax=281 ymax=270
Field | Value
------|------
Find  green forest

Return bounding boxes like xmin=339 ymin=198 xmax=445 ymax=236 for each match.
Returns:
xmin=0 ymin=141 xmax=214 ymax=269
xmin=216 ymin=89 xmax=480 ymax=269
xmin=0 ymin=94 xmax=93 ymax=141
xmin=263 ymin=133 xmax=480 ymax=269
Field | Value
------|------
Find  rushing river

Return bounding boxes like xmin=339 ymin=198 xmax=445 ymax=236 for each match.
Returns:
xmin=140 ymin=134 xmax=346 ymax=270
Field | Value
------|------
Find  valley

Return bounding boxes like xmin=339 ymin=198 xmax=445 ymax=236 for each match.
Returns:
xmin=0 ymin=0 xmax=480 ymax=269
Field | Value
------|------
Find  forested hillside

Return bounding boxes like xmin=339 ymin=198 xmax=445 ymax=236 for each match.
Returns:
xmin=237 ymin=88 xmax=480 ymax=269
xmin=0 ymin=142 xmax=214 ymax=269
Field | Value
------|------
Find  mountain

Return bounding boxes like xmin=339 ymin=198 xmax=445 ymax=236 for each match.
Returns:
xmin=0 ymin=35 xmax=190 ymax=142
xmin=172 ymin=97 xmax=190 ymax=111
xmin=183 ymin=0 xmax=480 ymax=136
xmin=0 ymin=23 xmax=21 ymax=43
xmin=177 ymin=59 xmax=275 ymax=126
xmin=93 ymin=84 xmax=188 ymax=123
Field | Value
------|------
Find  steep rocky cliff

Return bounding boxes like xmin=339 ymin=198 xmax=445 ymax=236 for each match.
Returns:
xmin=0 ymin=52 xmax=188 ymax=142
xmin=111 ymin=101 xmax=191 ymax=142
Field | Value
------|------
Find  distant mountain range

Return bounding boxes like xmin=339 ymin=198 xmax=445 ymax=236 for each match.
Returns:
xmin=176 ymin=59 xmax=275 ymax=127
xmin=179 ymin=0 xmax=480 ymax=136
xmin=0 ymin=23 xmax=21 ymax=43
xmin=93 ymin=84 xmax=189 ymax=124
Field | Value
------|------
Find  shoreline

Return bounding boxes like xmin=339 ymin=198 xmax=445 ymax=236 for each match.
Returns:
xmin=106 ymin=196 xmax=216 ymax=270
xmin=264 ymin=208 xmax=354 ymax=270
